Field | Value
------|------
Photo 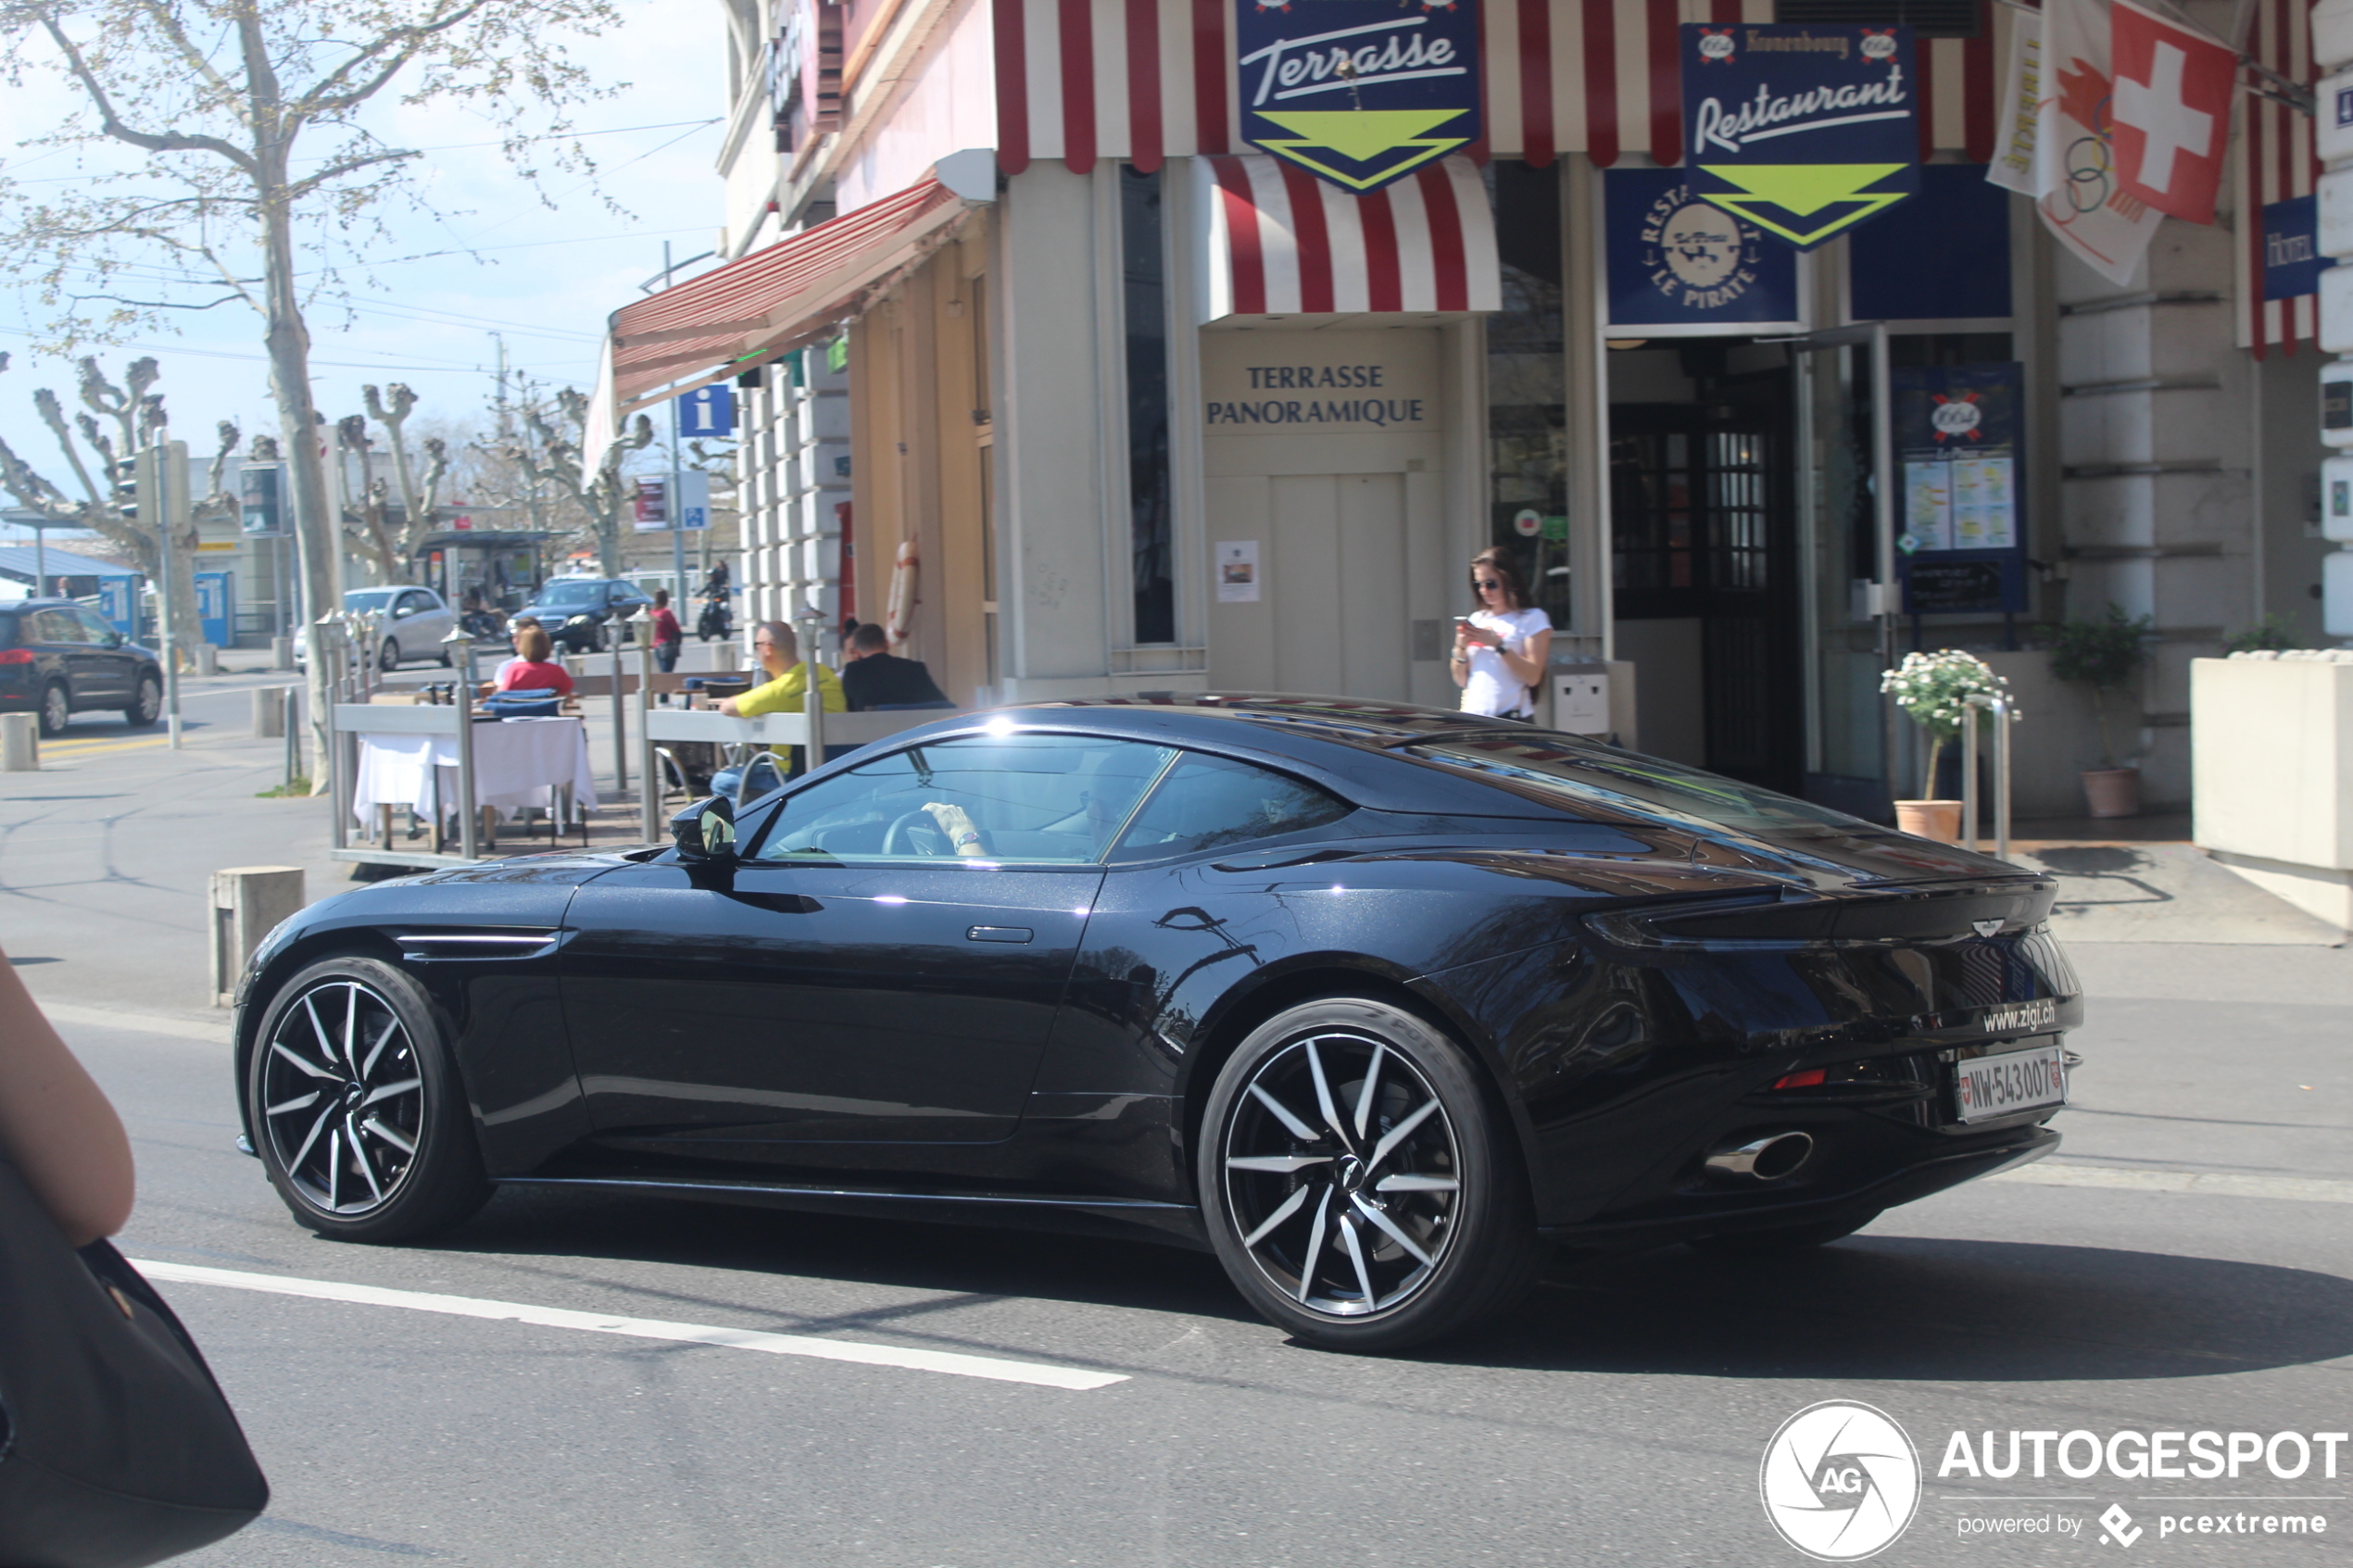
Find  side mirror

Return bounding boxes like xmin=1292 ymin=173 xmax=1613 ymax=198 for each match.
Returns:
xmin=671 ymin=796 xmax=738 ymax=862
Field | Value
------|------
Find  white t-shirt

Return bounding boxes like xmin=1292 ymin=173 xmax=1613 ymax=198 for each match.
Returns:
xmin=1459 ymin=607 xmax=1551 ymax=717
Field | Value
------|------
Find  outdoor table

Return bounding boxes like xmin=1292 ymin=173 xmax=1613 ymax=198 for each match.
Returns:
xmin=351 ymin=715 xmax=598 ymax=828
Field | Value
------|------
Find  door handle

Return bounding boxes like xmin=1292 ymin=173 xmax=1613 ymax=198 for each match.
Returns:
xmin=966 ymin=925 xmax=1033 ymax=944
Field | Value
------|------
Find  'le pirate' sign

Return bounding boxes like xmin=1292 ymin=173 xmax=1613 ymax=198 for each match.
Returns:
xmin=1238 ymin=0 xmax=1481 ymax=193
xmin=1680 ymin=23 xmax=1919 ymax=249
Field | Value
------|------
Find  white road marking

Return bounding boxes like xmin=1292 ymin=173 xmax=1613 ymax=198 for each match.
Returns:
xmin=131 ymin=1260 xmax=1129 ymax=1391
xmin=1988 ymin=1160 xmax=2353 ymax=1206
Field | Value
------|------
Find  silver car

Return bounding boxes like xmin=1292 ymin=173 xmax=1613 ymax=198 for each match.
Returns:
xmin=333 ymin=586 xmax=458 ymax=671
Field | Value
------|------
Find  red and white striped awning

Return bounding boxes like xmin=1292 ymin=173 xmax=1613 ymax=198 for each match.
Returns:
xmin=604 ymin=167 xmax=984 ymax=418
xmin=1197 ymin=156 xmax=1500 ymax=320
xmin=991 ymin=0 xmax=2003 ymax=173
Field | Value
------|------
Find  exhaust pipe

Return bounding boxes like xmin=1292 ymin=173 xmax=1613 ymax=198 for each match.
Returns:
xmin=1705 ymin=1131 xmax=1815 ymax=1183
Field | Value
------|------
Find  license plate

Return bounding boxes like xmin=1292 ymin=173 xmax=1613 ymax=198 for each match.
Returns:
xmin=1952 ymin=1041 xmax=2068 ymax=1123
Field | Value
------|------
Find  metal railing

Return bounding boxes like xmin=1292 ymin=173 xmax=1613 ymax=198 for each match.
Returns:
xmin=327 ymin=692 xmax=481 ymax=869
xmin=638 ymin=707 xmax=940 ymax=837
xmin=1959 ymin=692 xmax=2013 ymax=861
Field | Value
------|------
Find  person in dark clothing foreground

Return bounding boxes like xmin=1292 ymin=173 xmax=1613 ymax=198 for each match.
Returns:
xmin=838 ymin=621 xmax=952 ymax=710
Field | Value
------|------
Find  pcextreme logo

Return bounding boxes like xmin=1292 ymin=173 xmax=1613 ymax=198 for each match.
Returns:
xmin=1761 ymin=1400 xmax=1923 ymax=1560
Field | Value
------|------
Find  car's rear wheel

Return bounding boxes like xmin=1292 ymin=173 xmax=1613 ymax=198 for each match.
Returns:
xmin=378 ymin=638 xmax=401 ymax=671
xmin=38 ymin=681 xmax=69 ymax=737
xmin=1199 ymin=997 xmax=1544 ymax=1352
xmin=247 ymin=957 xmax=490 ymax=1242
xmin=123 ymin=674 xmax=161 ymax=727
xmin=1688 ymin=1211 xmax=1881 ymax=1257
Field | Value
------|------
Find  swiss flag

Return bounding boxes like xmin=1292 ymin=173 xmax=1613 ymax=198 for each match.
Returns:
xmin=2109 ymin=0 xmax=2235 ymax=223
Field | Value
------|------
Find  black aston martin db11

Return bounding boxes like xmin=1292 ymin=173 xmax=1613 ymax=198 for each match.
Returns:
xmin=235 ymin=695 xmax=2078 ymax=1350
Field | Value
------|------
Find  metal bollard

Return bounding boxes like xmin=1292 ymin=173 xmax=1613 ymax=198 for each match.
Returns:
xmin=208 ymin=865 xmax=305 ymax=1007
xmin=1960 ymin=694 xmax=2013 ymax=862
xmin=252 ymin=685 xmax=288 ymax=738
xmin=195 ymin=644 xmax=220 ymax=677
xmin=0 ymin=712 xmax=38 ymax=771
xmin=271 ymin=634 xmax=295 ymax=671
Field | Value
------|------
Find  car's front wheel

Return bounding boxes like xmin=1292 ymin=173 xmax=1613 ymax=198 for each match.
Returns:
xmin=123 ymin=673 xmax=161 ymax=727
xmin=1199 ymin=997 xmax=1545 ymax=1352
xmin=38 ymin=681 xmax=70 ymax=737
xmin=246 ymin=957 xmax=490 ymax=1242
xmin=378 ymin=638 xmax=401 ymax=671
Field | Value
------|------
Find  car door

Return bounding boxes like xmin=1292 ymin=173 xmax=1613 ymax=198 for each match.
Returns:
xmin=72 ymin=606 xmax=138 ymax=697
xmin=560 ymin=731 xmax=1177 ymax=1155
xmin=396 ymin=589 xmax=452 ymax=653
xmin=29 ymin=608 xmax=107 ymax=706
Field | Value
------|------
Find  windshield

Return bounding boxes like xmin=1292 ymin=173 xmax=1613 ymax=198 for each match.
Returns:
xmin=1403 ymin=735 xmax=1876 ymax=839
xmin=533 ymin=581 xmax=600 ymax=607
xmin=342 ymin=589 xmax=401 ymax=611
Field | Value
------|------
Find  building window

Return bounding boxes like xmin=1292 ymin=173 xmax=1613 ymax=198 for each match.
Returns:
xmin=1485 ymin=161 xmax=1569 ymax=632
xmin=1121 ymin=164 xmax=1175 ymax=645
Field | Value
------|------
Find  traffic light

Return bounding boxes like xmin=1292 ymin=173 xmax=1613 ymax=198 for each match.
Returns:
xmin=241 ymin=463 xmax=284 ymax=535
xmin=109 ymin=455 xmax=139 ymax=521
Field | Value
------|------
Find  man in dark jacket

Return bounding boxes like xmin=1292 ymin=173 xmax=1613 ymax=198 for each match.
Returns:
xmin=838 ymin=621 xmax=952 ymax=710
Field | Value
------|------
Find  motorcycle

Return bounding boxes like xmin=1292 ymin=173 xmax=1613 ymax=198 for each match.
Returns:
xmin=696 ymin=592 xmax=734 ymax=643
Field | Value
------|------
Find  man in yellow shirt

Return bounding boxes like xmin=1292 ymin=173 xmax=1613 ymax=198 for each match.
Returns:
xmin=717 ymin=620 xmax=845 ymax=780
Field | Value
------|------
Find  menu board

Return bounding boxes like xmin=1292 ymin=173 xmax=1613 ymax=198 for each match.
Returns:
xmin=1894 ymin=364 xmax=2027 ymax=615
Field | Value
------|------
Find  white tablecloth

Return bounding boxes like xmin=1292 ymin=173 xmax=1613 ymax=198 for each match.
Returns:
xmin=352 ymin=718 xmax=599 ymax=822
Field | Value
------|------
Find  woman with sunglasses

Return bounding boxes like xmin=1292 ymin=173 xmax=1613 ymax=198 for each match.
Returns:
xmin=1450 ymin=546 xmax=1552 ymax=720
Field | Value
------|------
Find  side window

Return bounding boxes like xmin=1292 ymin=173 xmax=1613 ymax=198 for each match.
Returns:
xmin=1108 ymin=752 xmax=1353 ymax=863
xmin=72 ymin=607 xmax=119 ymax=643
xmin=755 ymin=733 xmax=1176 ymax=864
xmin=31 ymin=608 xmax=85 ymax=645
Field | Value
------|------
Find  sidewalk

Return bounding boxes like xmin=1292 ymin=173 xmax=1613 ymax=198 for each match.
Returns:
xmin=2006 ymin=814 xmax=2344 ymax=947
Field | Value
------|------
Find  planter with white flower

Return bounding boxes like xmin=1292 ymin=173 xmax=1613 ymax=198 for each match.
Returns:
xmin=1880 ymin=649 xmax=2016 ymax=844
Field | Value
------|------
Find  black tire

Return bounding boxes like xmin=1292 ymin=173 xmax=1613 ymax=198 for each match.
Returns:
xmin=1198 ymin=997 xmax=1545 ymax=1353
xmin=1689 ymin=1210 xmax=1881 ymax=1257
xmin=37 ymin=681 xmax=70 ymax=738
xmin=378 ymin=638 xmax=401 ymax=671
xmin=245 ymin=956 xmax=491 ymax=1243
xmin=122 ymin=673 xmax=161 ymax=727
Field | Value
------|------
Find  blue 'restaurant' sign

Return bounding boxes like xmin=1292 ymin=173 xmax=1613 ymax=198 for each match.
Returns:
xmin=1680 ymin=23 xmax=1919 ymax=251
xmin=1238 ymin=0 xmax=1481 ymax=194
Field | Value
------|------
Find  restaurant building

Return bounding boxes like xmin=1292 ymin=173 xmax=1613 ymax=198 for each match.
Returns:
xmin=588 ymin=0 xmax=2331 ymax=817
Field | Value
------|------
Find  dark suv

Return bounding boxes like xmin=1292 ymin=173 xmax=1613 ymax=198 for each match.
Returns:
xmin=517 ymin=578 xmax=655 ymax=653
xmin=0 ymin=599 xmax=166 ymax=736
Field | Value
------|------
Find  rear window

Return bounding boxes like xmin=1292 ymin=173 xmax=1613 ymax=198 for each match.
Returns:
xmin=1403 ymin=735 xmax=1875 ymax=840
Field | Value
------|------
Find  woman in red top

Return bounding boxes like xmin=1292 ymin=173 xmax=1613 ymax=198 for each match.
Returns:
xmin=650 ymin=588 xmax=684 ymax=667
xmin=497 ymin=624 xmax=575 ymax=695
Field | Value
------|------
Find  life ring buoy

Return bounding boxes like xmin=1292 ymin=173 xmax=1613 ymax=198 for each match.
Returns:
xmin=884 ymin=539 xmax=919 ymax=648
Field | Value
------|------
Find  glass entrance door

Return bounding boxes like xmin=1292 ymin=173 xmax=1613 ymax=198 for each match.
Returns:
xmin=1791 ymin=323 xmax=1897 ymax=822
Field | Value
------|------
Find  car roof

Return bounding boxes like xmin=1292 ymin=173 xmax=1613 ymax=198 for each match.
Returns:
xmin=844 ymin=695 xmax=1577 ymax=819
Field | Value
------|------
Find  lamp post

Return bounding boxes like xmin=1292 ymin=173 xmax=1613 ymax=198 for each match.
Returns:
xmin=630 ymin=606 xmax=661 ymax=841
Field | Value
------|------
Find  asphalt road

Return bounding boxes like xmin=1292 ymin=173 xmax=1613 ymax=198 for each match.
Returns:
xmin=8 ymin=691 xmax=2352 ymax=1567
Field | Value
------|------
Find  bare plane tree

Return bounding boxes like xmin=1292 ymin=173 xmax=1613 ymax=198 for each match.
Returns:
xmin=0 ymin=0 xmax=624 ymax=779
xmin=494 ymin=384 xmax=651 ymax=579
xmin=0 ymin=353 xmax=233 ymax=674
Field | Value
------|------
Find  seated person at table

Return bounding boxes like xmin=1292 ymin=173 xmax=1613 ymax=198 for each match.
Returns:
xmin=713 ymin=621 xmax=844 ymax=787
xmin=493 ymin=616 xmax=542 ymax=687
xmin=497 ymin=625 xmax=574 ymax=696
xmin=839 ymin=621 xmax=951 ymax=710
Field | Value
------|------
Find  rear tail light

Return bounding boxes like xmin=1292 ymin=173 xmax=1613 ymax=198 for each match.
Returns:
xmin=1771 ymin=1068 xmax=1827 ymax=1090
xmin=1600 ymin=884 xmax=2056 ymax=944
xmin=0 ymin=648 xmax=33 ymax=665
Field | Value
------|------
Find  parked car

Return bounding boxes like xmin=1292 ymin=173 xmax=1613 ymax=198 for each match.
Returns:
xmin=295 ymin=586 xmax=459 ymax=671
xmin=230 ymin=696 xmax=2080 ymax=1352
xmin=0 ymin=598 xmax=165 ymax=736
xmin=518 ymin=577 xmax=654 ymax=654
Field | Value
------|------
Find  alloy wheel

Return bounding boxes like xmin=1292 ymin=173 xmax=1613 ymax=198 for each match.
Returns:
xmin=1221 ymin=1031 xmax=1463 ymax=1318
xmin=258 ymin=980 xmax=426 ymax=1216
xmin=131 ymin=676 xmax=160 ymax=723
xmin=39 ymin=683 xmax=69 ymax=736
xmin=379 ymin=638 xmax=400 ymax=671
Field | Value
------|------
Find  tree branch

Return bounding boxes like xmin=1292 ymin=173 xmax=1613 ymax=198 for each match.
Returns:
xmin=37 ymin=14 xmax=258 ymax=174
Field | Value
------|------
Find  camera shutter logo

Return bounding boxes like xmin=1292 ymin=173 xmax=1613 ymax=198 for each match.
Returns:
xmin=1760 ymin=1400 xmax=1921 ymax=1560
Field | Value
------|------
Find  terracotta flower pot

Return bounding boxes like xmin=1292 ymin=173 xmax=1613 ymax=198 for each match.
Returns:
xmin=2081 ymin=767 xmax=2141 ymax=819
xmin=1894 ymin=798 xmax=1965 ymax=844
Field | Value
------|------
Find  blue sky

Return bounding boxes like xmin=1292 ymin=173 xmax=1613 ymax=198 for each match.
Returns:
xmin=0 ymin=0 xmax=729 ymax=509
